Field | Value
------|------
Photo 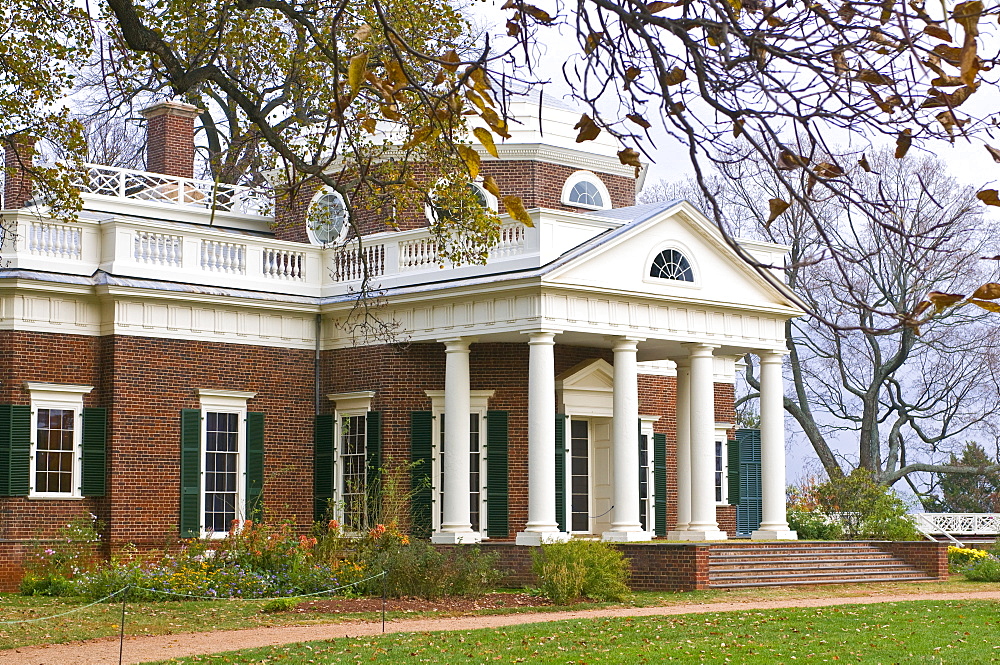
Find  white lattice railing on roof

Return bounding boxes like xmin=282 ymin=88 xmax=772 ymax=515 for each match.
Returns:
xmin=74 ymin=164 xmax=270 ymax=216
xmin=912 ymin=513 xmax=1000 ymax=535
xmin=201 ymin=239 xmax=246 ymax=274
xmin=134 ymin=230 xmax=183 ymax=266
xmin=398 ymin=235 xmax=440 ymax=272
xmin=334 ymin=243 xmax=385 ymax=282
xmin=488 ymin=223 xmax=526 ymax=260
xmin=262 ymin=247 xmax=305 ymax=280
xmin=28 ymin=221 xmax=82 ymax=259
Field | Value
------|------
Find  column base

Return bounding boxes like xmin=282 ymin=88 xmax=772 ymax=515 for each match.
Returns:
xmin=751 ymin=529 xmax=798 ymax=541
xmin=666 ymin=530 xmax=693 ymax=541
xmin=679 ymin=529 xmax=728 ymax=541
xmin=431 ymin=531 xmax=482 ymax=544
xmin=601 ymin=530 xmax=653 ymax=543
xmin=515 ymin=530 xmax=570 ymax=546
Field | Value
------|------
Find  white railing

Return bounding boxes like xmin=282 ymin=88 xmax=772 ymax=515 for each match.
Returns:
xmin=334 ymin=243 xmax=385 ymax=282
xmin=913 ymin=513 xmax=1000 ymax=536
xmin=262 ymin=247 xmax=305 ymax=280
xmin=134 ymin=231 xmax=183 ymax=267
xmin=201 ymin=240 xmax=246 ymax=274
xmin=489 ymin=224 xmax=526 ymax=260
xmin=28 ymin=222 xmax=82 ymax=259
xmin=74 ymin=164 xmax=270 ymax=216
xmin=398 ymin=235 xmax=441 ymax=272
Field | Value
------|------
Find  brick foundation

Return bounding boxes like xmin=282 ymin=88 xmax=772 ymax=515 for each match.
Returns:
xmin=879 ymin=540 xmax=949 ymax=579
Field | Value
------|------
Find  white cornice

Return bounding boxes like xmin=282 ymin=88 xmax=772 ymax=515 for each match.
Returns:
xmin=490 ymin=143 xmax=634 ymax=177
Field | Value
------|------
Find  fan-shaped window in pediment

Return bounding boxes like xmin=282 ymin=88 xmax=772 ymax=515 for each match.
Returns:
xmin=649 ymin=249 xmax=694 ymax=282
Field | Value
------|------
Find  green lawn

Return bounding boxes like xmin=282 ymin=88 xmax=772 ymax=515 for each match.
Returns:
xmin=155 ymin=600 xmax=1000 ymax=664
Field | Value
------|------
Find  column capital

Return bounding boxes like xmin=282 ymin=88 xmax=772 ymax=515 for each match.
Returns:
xmin=522 ymin=330 xmax=561 ymax=344
xmin=757 ymin=349 xmax=790 ymax=363
xmin=439 ymin=336 xmax=476 ymax=351
xmin=611 ymin=336 xmax=644 ymax=352
xmin=683 ymin=342 xmax=719 ymax=358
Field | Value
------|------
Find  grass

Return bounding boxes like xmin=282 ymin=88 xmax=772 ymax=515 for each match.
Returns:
xmin=0 ymin=577 xmax=990 ymax=652
xmin=151 ymin=599 xmax=1000 ymax=664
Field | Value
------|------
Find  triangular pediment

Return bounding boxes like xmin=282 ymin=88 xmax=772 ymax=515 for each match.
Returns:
xmin=556 ymin=358 xmax=614 ymax=391
xmin=543 ymin=201 xmax=801 ymax=316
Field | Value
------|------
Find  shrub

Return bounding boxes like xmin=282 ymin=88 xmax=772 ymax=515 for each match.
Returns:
xmin=261 ymin=597 xmax=299 ymax=613
xmin=963 ymin=555 xmax=1000 ymax=582
xmin=786 ymin=510 xmax=843 ymax=540
xmin=354 ymin=523 xmax=501 ymax=599
xmin=20 ymin=515 xmax=103 ymax=597
xmin=948 ymin=546 xmax=993 ymax=573
xmin=532 ymin=539 xmax=631 ymax=604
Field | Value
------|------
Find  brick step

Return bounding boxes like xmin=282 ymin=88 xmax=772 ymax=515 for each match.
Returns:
xmin=710 ymin=563 xmax=922 ymax=577
xmin=710 ymin=553 xmax=897 ymax=564
xmin=709 ymin=575 xmax=937 ymax=589
xmin=710 ymin=560 xmax=913 ymax=573
xmin=710 ymin=545 xmax=889 ymax=555
xmin=709 ymin=568 xmax=931 ymax=583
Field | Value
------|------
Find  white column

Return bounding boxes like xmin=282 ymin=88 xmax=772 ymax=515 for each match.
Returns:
xmin=667 ymin=359 xmax=692 ymax=540
xmin=432 ymin=337 xmax=480 ymax=544
xmin=603 ymin=337 xmax=652 ymax=542
xmin=752 ymin=350 xmax=798 ymax=540
xmin=686 ymin=343 xmax=727 ymax=541
xmin=517 ymin=331 xmax=568 ymax=545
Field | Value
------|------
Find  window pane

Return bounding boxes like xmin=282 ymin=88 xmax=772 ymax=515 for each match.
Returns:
xmin=340 ymin=414 xmax=367 ymax=531
xmin=204 ymin=411 xmax=240 ymax=534
xmin=35 ymin=408 xmax=75 ymax=495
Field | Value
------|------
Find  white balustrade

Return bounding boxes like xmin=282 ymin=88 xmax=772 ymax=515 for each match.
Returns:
xmin=263 ymin=247 xmax=305 ymax=280
xmin=913 ymin=513 xmax=1000 ymax=535
xmin=201 ymin=240 xmax=246 ymax=274
xmin=334 ymin=243 xmax=385 ymax=282
xmin=398 ymin=236 xmax=441 ymax=272
xmin=488 ymin=224 xmax=526 ymax=260
xmin=134 ymin=231 xmax=183 ymax=266
xmin=74 ymin=164 xmax=270 ymax=215
xmin=28 ymin=222 xmax=82 ymax=259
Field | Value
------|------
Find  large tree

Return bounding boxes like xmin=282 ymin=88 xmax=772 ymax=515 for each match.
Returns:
xmin=644 ymin=149 xmax=1000 ymax=488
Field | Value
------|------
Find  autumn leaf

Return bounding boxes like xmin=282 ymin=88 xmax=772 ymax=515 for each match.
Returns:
xmin=520 ymin=4 xmax=554 ymax=23
xmin=352 ymin=24 xmax=372 ymax=41
xmin=480 ymin=107 xmax=510 ymax=139
xmin=977 ymin=189 xmax=1000 ymax=206
xmin=503 ymin=195 xmax=534 ymax=227
xmin=814 ymin=162 xmax=844 ymax=179
xmin=986 ymin=145 xmax=1000 ymax=163
xmin=457 ymin=145 xmax=480 ymax=179
xmin=855 ymin=69 xmax=894 ymax=86
xmin=623 ymin=66 xmax=642 ymax=91
xmin=506 ymin=19 xmax=520 ymax=37
xmin=927 ymin=290 xmax=965 ymax=312
xmin=646 ymin=1 xmax=679 ymax=12
xmin=482 ymin=176 xmax=501 ymax=198
xmin=626 ymin=113 xmax=651 ymax=129
xmin=837 ymin=3 xmax=856 ymax=22
xmin=348 ymin=53 xmax=368 ymax=95
xmin=833 ymin=49 xmax=849 ymax=77
xmin=402 ymin=126 xmax=435 ymax=150
xmin=574 ymin=113 xmax=602 ymax=142
xmin=936 ymin=110 xmax=968 ymax=136
xmin=585 ymin=32 xmax=604 ymax=54
xmin=932 ymin=44 xmax=963 ymax=64
xmin=766 ymin=198 xmax=790 ymax=225
xmin=971 ymin=299 xmax=1000 ymax=312
xmin=473 ymin=127 xmax=498 ymax=158
xmin=733 ymin=119 xmax=745 ymax=138
xmin=971 ymin=283 xmax=1000 ymax=300
xmin=953 ymin=1 xmax=983 ymax=37
xmin=441 ymin=49 xmax=460 ymax=72
xmin=775 ymin=150 xmax=807 ymax=170
xmin=858 ymin=154 xmax=872 ymax=172
xmin=923 ymin=24 xmax=952 ymax=42
xmin=912 ymin=300 xmax=932 ymax=318
xmin=664 ymin=67 xmax=687 ymax=86
xmin=618 ymin=148 xmax=642 ymax=167
xmin=894 ymin=129 xmax=912 ymax=159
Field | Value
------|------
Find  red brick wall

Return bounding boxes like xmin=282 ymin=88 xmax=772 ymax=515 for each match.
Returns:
xmin=717 ymin=505 xmax=737 ymax=537
xmin=880 ymin=541 xmax=949 ymax=579
xmin=145 ymin=112 xmax=196 ymax=178
xmin=3 ymin=138 xmax=35 ymax=209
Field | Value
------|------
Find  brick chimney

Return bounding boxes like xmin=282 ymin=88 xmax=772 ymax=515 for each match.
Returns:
xmin=3 ymin=136 xmax=37 ymax=209
xmin=140 ymin=101 xmax=201 ymax=178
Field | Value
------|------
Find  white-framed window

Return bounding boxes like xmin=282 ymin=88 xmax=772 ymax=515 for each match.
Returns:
xmin=561 ymin=170 xmax=612 ymax=210
xmin=26 ymin=382 xmax=92 ymax=498
xmin=650 ymin=248 xmax=694 ymax=282
xmin=714 ymin=424 xmax=733 ymax=505
xmin=638 ymin=416 xmax=659 ymax=532
xmin=425 ymin=390 xmax=494 ymax=536
xmin=328 ymin=391 xmax=376 ymax=533
xmin=425 ymin=181 xmax=498 ymax=226
xmin=198 ymin=389 xmax=255 ymax=537
xmin=306 ymin=189 xmax=350 ymax=245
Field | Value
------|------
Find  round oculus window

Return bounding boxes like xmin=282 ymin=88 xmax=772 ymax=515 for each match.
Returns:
xmin=307 ymin=191 xmax=349 ymax=244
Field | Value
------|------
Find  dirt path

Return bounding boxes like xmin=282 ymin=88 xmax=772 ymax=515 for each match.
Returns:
xmin=4 ymin=590 xmax=1000 ymax=665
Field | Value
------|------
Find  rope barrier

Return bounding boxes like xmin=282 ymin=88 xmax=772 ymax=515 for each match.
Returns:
xmin=0 ymin=571 xmax=388 ymax=626
xmin=0 ymin=587 xmax=128 ymax=625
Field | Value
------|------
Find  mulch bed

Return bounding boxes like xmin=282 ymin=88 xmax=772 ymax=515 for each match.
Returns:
xmin=295 ymin=593 xmax=550 ymax=615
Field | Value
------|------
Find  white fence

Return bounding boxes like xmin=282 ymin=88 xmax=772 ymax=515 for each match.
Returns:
xmin=912 ymin=513 xmax=1000 ymax=536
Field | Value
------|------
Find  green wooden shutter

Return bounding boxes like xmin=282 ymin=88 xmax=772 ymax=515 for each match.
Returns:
xmin=180 ymin=409 xmax=202 ymax=537
xmin=410 ymin=411 xmax=433 ymax=539
xmin=653 ymin=432 xmax=667 ymax=537
xmin=727 ymin=438 xmax=740 ymax=506
xmin=81 ymin=407 xmax=107 ymax=497
xmin=365 ymin=412 xmax=382 ymax=525
xmin=313 ymin=414 xmax=335 ymax=521
xmin=485 ymin=410 xmax=509 ymax=539
xmin=0 ymin=405 xmax=30 ymax=496
xmin=735 ymin=428 xmax=763 ymax=535
xmin=555 ymin=414 xmax=567 ymax=532
xmin=246 ymin=412 xmax=264 ymax=522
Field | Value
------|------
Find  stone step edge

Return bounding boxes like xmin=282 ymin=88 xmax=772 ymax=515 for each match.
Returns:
xmin=709 ymin=564 xmax=920 ymax=575
xmin=709 ymin=569 xmax=928 ymax=581
xmin=708 ymin=576 xmax=937 ymax=588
